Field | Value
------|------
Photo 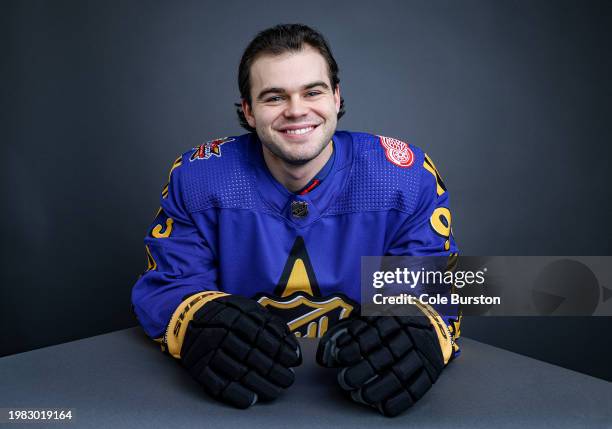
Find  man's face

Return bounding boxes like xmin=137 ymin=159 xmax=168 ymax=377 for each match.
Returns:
xmin=242 ymin=45 xmax=341 ymax=166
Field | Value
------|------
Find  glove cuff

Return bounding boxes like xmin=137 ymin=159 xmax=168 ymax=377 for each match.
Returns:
xmin=411 ymin=301 xmax=453 ymax=365
xmin=165 ymin=291 xmax=229 ymax=358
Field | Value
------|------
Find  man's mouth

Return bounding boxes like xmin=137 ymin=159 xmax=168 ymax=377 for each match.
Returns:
xmin=285 ymin=126 xmax=314 ymax=135
xmin=278 ymin=124 xmax=319 ymax=136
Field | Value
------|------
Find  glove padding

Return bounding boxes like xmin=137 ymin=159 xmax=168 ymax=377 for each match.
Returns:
xmin=180 ymin=295 xmax=301 ymax=409
xmin=317 ymin=315 xmax=445 ymax=417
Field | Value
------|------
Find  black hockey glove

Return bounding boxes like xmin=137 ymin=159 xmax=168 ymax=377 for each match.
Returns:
xmin=170 ymin=293 xmax=301 ymax=409
xmin=317 ymin=315 xmax=446 ymax=417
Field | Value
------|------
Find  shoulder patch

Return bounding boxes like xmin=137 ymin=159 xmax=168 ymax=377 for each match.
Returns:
xmin=326 ymin=132 xmax=423 ymax=215
xmin=190 ymin=137 xmax=235 ymax=161
xmin=180 ymin=134 xmax=260 ymax=212
xmin=378 ymin=135 xmax=415 ymax=168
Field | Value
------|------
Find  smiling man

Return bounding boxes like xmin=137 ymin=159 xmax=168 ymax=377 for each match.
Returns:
xmin=132 ymin=24 xmax=460 ymax=416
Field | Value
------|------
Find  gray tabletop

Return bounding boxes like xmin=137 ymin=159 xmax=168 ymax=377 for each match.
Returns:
xmin=0 ymin=327 xmax=610 ymax=428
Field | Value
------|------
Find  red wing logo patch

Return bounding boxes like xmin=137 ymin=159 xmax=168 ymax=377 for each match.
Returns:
xmin=378 ymin=136 xmax=415 ymax=168
xmin=190 ymin=137 xmax=235 ymax=161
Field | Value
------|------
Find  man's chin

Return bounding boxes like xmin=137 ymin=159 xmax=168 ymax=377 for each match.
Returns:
xmin=260 ymin=132 xmax=332 ymax=166
xmin=269 ymin=146 xmax=318 ymax=165
xmin=281 ymin=156 xmax=314 ymax=166
xmin=267 ymin=141 xmax=325 ymax=166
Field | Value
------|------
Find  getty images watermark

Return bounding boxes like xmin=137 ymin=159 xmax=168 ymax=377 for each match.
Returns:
xmin=360 ymin=256 xmax=612 ymax=317
xmin=371 ymin=265 xmax=494 ymax=306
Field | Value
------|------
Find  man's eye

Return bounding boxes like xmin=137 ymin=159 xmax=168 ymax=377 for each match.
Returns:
xmin=306 ymin=91 xmax=322 ymax=97
xmin=265 ymin=96 xmax=283 ymax=102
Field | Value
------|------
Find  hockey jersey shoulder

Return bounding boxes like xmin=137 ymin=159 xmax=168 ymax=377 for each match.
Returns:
xmin=328 ymin=131 xmax=430 ymax=215
xmin=173 ymin=134 xmax=258 ymax=213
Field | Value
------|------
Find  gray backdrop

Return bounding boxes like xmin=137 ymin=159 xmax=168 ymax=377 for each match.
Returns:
xmin=2 ymin=0 xmax=611 ymax=380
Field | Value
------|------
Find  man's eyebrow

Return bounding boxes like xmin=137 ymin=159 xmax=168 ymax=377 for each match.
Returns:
xmin=257 ymin=87 xmax=286 ymax=100
xmin=256 ymin=81 xmax=331 ymax=100
xmin=303 ymin=81 xmax=330 ymax=90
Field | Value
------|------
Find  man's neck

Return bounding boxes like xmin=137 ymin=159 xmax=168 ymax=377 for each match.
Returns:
xmin=262 ymin=142 xmax=333 ymax=193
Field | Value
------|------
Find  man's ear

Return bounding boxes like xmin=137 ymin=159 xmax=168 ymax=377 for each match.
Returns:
xmin=334 ymin=84 xmax=341 ymax=114
xmin=241 ymin=99 xmax=256 ymax=128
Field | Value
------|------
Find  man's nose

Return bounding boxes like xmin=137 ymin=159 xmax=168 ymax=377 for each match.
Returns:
xmin=283 ymin=95 xmax=308 ymax=118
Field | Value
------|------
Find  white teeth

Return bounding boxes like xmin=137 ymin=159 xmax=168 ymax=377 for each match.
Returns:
xmin=284 ymin=126 xmax=314 ymax=135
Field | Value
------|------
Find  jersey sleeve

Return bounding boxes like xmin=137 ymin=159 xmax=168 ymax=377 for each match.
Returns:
xmin=386 ymin=151 xmax=461 ymax=361
xmin=387 ymin=152 xmax=457 ymax=257
xmin=131 ymin=155 xmax=219 ymax=341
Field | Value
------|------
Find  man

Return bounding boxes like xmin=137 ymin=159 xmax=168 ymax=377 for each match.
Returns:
xmin=132 ymin=24 xmax=459 ymax=417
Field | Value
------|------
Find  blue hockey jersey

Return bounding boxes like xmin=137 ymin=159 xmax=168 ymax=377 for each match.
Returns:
xmin=131 ymin=131 xmax=460 ymax=359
